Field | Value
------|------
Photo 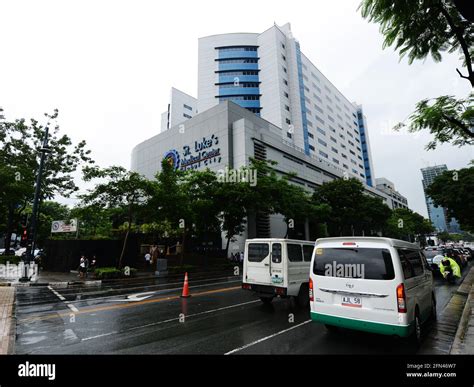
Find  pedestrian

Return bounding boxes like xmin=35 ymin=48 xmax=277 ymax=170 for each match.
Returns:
xmin=84 ymin=256 xmax=90 ymax=278
xmin=145 ymin=252 xmax=151 ymax=269
xmin=90 ymin=255 xmax=97 ymax=271
xmin=78 ymin=256 xmax=87 ymax=279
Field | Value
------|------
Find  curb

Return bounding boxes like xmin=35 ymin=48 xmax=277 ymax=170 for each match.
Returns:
xmin=450 ymin=268 xmax=474 ymax=354
xmin=419 ymin=265 xmax=474 ymax=355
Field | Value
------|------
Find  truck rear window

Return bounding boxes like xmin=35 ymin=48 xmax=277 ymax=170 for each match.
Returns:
xmin=247 ymin=243 xmax=269 ymax=262
xmin=313 ymin=248 xmax=395 ymax=280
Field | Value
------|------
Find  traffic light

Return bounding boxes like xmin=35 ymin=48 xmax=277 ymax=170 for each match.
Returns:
xmin=21 ymin=227 xmax=28 ymax=247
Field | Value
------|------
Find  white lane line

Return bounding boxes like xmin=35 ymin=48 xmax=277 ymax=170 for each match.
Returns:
xmin=81 ymin=299 xmax=260 ymax=341
xmin=224 ymin=319 xmax=312 ymax=355
xmin=47 ymin=286 xmax=66 ymax=301
xmin=48 ymin=285 xmax=79 ymax=313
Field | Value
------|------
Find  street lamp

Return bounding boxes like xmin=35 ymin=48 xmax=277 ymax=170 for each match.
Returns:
xmin=19 ymin=126 xmax=51 ymax=282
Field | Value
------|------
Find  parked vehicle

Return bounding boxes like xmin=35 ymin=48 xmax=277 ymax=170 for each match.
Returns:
xmin=423 ymin=247 xmax=445 ymax=275
xmin=242 ymin=238 xmax=314 ymax=306
xmin=310 ymin=237 xmax=435 ymax=345
xmin=449 ymin=249 xmax=468 ymax=268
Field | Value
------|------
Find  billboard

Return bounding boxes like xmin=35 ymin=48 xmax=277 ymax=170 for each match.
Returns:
xmin=51 ymin=219 xmax=78 ymax=233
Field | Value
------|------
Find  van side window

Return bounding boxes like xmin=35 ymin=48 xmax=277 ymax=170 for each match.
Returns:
xmin=303 ymin=245 xmax=314 ymax=262
xmin=272 ymin=243 xmax=282 ymax=263
xmin=399 ymin=249 xmax=424 ymax=278
xmin=287 ymin=244 xmax=303 ymax=262
xmin=398 ymin=250 xmax=414 ymax=279
xmin=247 ymin=243 xmax=269 ymax=262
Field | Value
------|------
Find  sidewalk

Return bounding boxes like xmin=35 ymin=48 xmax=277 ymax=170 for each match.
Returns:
xmin=0 ymin=287 xmax=15 ymax=354
xmin=451 ymin=267 xmax=474 ymax=354
xmin=419 ymin=265 xmax=474 ymax=354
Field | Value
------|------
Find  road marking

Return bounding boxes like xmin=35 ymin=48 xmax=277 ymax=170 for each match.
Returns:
xmin=110 ymin=291 xmax=157 ymax=302
xmin=224 ymin=319 xmax=312 ymax=355
xmin=48 ymin=285 xmax=79 ymax=313
xmin=81 ymin=299 xmax=260 ymax=341
xmin=47 ymin=286 xmax=65 ymax=301
xmin=20 ymin=285 xmax=243 ymax=323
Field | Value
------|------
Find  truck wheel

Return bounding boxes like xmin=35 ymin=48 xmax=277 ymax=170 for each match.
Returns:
xmin=296 ymin=284 xmax=309 ymax=307
xmin=260 ymin=296 xmax=273 ymax=305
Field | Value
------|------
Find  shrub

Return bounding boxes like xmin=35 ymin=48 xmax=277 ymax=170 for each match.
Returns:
xmin=0 ymin=255 xmax=21 ymax=265
xmin=168 ymin=265 xmax=197 ymax=275
xmin=94 ymin=267 xmax=137 ymax=279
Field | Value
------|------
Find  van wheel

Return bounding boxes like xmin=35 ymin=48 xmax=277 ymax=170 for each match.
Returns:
xmin=296 ymin=284 xmax=309 ymax=307
xmin=411 ymin=310 xmax=422 ymax=346
xmin=325 ymin=324 xmax=338 ymax=333
xmin=260 ymin=297 xmax=273 ymax=305
xmin=431 ymin=294 xmax=437 ymax=321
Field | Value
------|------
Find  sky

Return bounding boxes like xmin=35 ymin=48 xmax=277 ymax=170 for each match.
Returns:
xmin=1 ymin=0 xmax=473 ymax=217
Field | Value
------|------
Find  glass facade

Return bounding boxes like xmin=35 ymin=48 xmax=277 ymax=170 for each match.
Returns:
xmin=215 ymin=46 xmax=261 ymax=114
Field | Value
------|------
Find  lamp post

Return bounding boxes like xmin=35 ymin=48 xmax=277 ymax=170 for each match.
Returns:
xmin=19 ymin=126 xmax=51 ymax=282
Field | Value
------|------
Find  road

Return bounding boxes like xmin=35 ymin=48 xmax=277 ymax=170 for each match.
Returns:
xmin=13 ymin=265 xmax=469 ymax=355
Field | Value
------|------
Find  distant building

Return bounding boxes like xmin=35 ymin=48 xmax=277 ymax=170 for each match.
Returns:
xmin=375 ymin=178 xmax=409 ymax=210
xmin=421 ymin=165 xmax=461 ymax=233
xmin=160 ymin=88 xmax=198 ymax=132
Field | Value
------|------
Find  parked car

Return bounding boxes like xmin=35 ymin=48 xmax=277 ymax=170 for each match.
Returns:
xmin=310 ymin=237 xmax=435 ymax=345
xmin=242 ymin=238 xmax=314 ymax=306
xmin=423 ymin=247 xmax=445 ymax=275
xmin=450 ymin=248 xmax=468 ymax=268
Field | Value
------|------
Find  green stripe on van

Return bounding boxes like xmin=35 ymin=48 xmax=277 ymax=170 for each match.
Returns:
xmin=311 ymin=311 xmax=413 ymax=337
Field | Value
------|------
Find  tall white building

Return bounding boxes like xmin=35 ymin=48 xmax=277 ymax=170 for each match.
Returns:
xmin=197 ymin=23 xmax=374 ymax=184
xmin=160 ymin=87 xmax=198 ymax=133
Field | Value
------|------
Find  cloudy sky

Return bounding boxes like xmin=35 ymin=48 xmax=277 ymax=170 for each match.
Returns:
xmin=1 ymin=0 xmax=473 ymax=217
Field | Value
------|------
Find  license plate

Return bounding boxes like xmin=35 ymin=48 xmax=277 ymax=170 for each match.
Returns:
xmin=341 ymin=296 xmax=362 ymax=308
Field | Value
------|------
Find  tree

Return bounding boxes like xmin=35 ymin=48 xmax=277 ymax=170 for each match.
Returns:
xmin=425 ymin=164 xmax=474 ymax=232
xmin=409 ymin=94 xmax=474 ymax=150
xmin=0 ymin=109 xmax=93 ymax=252
xmin=81 ymin=166 xmax=154 ymax=268
xmin=359 ymin=0 xmax=474 ymax=149
xmin=386 ymin=208 xmax=434 ymax=242
xmin=359 ymin=0 xmax=474 ymax=85
xmin=312 ymin=178 xmax=367 ymax=236
xmin=35 ymin=201 xmax=71 ymax=246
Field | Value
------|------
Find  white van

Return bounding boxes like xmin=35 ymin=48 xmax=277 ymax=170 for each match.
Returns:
xmin=242 ymin=239 xmax=314 ymax=305
xmin=309 ymin=237 xmax=436 ymax=344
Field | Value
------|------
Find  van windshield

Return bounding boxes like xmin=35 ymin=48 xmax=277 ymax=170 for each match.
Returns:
xmin=313 ymin=247 xmax=395 ymax=280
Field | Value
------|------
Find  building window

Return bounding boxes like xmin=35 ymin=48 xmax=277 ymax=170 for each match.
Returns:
xmin=319 ymin=151 xmax=328 ymax=159
xmin=318 ymin=139 xmax=327 ymax=147
xmin=308 ymin=132 xmax=314 ymax=139
xmin=309 ymin=145 xmax=315 ymax=151
xmin=183 ymin=113 xmax=192 ymax=119
xmin=283 ymin=67 xmax=287 ymax=73
xmin=283 ymin=79 xmax=288 ymax=85
xmin=284 ymin=92 xmax=289 ymax=98
xmin=183 ymin=104 xmax=193 ymax=111
xmin=282 ymin=54 xmax=286 ymax=61
xmin=287 ymin=132 xmax=292 ymax=139
xmin=285 ymin=105 xmax=290 ymax=111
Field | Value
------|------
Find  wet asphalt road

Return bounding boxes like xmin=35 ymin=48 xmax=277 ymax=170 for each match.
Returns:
xmin=13 ymin=264 xmax=470 ymax=355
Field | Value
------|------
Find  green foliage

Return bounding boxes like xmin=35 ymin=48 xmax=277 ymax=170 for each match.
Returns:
xmin=425 ymin=165 xmax=474 ymax=232
xmin=408 ymin=94 xmax=474 ymax=150
xmin=0 ymin=255 xmax=21 ymax=265
xmin=359 ymin=0 xmax=474 ymax=82
xmin=81 ymin=166 xmax=155 ymax=268
xmin=312 ymin=178 xmax=391 ymax=236
xmin=385 ymin=208 xmax=434 ymax=242
xmin=168 ymin=265 xmax=197 ymax=275
xmin=360 ymin=0 xmax=474 ymax=149
xmin=0 ymin=109 xmax=93 ymax=251
xmin=93 ymin=266 xmax=137 ymax=279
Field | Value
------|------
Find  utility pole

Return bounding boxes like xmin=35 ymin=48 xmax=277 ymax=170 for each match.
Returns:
xmin=20 ymin=126 xmax=51 ymax=282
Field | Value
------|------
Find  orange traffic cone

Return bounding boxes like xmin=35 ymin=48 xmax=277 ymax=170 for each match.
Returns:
xmin=181 ymin=272 xmax=191 ymax=298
